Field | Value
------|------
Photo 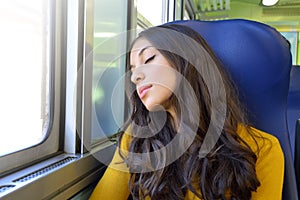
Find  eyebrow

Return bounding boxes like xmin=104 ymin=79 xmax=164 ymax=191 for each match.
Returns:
xmin=138 ymin=46 xmax=153 ymax=56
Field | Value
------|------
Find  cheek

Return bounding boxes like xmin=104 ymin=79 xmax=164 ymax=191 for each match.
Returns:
xmin=158 ymin=85 xmax=174 ymax=98
xmin=148 ymin=66 xmax=178 ymax=91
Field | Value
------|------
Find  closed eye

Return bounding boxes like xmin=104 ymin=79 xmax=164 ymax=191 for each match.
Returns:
xmin=145 ymin=55 xmax=155 ymax=64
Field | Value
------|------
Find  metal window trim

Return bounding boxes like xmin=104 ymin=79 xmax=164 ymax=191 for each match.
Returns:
xmin=0 ymin=142 xmax=115 ymax=199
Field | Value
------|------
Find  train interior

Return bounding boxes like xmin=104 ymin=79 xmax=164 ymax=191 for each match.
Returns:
xmin=0 ymin=0 xmax=299 ymax=199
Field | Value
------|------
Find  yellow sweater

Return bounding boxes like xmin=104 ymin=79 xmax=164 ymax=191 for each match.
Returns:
xmin=90 ymin=126 xmax=284 ymax=200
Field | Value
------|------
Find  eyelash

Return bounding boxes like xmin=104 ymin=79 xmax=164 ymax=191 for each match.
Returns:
xmin=145 ymin=55 xmax=155 ymax=64
xmin=130 ymin=55 xmax=155 ymax=71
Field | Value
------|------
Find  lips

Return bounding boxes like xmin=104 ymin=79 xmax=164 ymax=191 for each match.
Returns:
xmin=138 ymin=85 xmax=152 ymax=99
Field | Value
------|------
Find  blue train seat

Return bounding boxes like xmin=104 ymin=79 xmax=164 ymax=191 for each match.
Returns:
xmin=296 ymin=119 xmax=300 ymax=193
xmin=288 ymin=65 xmax=300 ymax=157
xmin=172 ymin=19 xmax=298 ymax=200
xmin=288 ymin=65 xmax=300 ymax=192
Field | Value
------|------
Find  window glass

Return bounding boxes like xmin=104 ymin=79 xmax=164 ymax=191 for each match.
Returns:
xmin=183 ymin=8 xmax=190 ymax=20
xmin=0 ymin=0 xmax=50 ymax=156
xmin=281 ymin=32 xmax=298 ymax=65
xmin=137 ymin=0 xmax=165 ymax=26
xmin=175 ymin=0 xmax=183 ymax=20
xmin=91 ymin=0 xmax=127 ymax=142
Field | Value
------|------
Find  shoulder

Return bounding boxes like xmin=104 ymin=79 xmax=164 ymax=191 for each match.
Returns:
xmin=237 ymin=125 xmax=285 ymax=198
xmin=119 ymin=128 xmax=133 ymax=151
xmin=237 ymin=124 xmax=283 ymax=158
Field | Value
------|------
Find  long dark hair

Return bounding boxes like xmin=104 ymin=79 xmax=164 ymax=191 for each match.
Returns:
xmin=119 ymin=24 xmax=260 ymax=200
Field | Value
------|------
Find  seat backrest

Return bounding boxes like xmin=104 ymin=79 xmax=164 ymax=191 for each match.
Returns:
xmin=172 ymin=19 xmax=298 ymax=200
xmin=288 ymin=65 xmax=300 ymax=159
xmin=288 ymin=65 xmax=300 ymax=192
xmin=296 ymin=119 xmax=300 ymax=193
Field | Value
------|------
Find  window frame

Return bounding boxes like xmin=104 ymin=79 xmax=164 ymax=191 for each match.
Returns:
xmin=0 ymin=0 xmax=63 ymax=176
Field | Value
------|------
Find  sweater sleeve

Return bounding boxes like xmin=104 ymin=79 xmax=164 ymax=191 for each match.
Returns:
xmin=250 ymin=128 xmax=285 ymax=200
xmin=89 ymin=134 xmax=131 ymax=200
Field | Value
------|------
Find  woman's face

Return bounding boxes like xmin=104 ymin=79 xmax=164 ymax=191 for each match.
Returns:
xmin=130 ymin=38 xmax=177 ymax=111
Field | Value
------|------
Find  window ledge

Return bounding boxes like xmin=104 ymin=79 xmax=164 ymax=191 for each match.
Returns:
xmin=0 ymin=142 xmax=115 ymax=199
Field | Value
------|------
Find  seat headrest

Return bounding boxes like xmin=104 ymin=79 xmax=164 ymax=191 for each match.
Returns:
xmin=172 ymin=19 xmax=292 ymax=135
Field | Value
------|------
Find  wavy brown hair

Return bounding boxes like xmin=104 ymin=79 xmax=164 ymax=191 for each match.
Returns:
xmin=119 ymin=24 xmax=260 ymax=200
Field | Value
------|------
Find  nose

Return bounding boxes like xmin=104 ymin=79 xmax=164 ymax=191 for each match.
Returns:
xmin=131 ymin=70 xmax=144 ymax=84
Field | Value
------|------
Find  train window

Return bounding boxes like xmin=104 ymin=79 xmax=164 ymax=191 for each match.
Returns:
xmin=281 ymin=32 xmax=299 ymax=65
xmin=0 ymin=0 xmax=61 ymax=175
xmin=183 ymin=8 xmax=190 ymax=20
xmin=136 ymin=0 xmax=187 ymax=30
xmin=0 ymin=1 xmax=50 ymax=156
xmin=137 ymin=0 xmax=166 ymax=29
xmin=174 ymin=0 xmax=184 ymax=21
xmin=91 ymin=0 xmax=128 ymax=143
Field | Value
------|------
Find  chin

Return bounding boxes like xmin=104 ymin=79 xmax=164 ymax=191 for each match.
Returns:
xmin=145 ymin=103 xmax=165 ymax=112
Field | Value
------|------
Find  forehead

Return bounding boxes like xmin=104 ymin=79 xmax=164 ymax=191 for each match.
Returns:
xmin=130 ymin=38 xmax=153 ymax=56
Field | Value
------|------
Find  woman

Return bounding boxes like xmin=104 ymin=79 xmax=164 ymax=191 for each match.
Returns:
xmin=90 ymin=24 xmax=284 ymax=200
